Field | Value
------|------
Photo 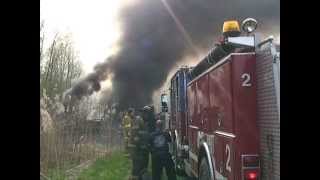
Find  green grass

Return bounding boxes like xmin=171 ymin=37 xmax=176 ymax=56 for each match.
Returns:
xmin=47 ymin=168 xmax=67 ymax=180
xmin=77 ymin=151 xmax=131 ymax=180
xmin=76 ymin=151 xmax=187 ymax=180
xmin=45 ymin=161 xmax=78 ymax=180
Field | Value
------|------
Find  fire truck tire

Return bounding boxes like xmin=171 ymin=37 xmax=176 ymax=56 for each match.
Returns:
xmin=199 ymin=157 xmax=211 ymax=180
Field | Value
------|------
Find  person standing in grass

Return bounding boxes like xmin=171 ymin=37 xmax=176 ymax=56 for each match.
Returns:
xmin=122 ymin=108 xmax=134 ymax=154
xmin=150 ymin=120 xmax=177 ymax=180
xmin=140 ymin=105 xmax=156 ymax=171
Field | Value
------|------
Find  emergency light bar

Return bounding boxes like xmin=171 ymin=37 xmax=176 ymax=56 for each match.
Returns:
xmin=223 ymin=20 xmax=240 ymax=33
xmin=226 ymin=36 xmax=255 ymax=47
xmin=222 ymin=18 xmax=257 ymax=47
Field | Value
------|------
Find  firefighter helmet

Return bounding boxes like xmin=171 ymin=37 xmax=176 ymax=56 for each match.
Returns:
xmin=142 ymin=106 xmax=152 ymax=111
xmin=128 ymin=108 xmax=134 ymax=114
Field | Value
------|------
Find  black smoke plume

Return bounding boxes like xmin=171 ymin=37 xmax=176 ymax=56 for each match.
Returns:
xmin=67 ymin=0 xmax=279 ymax=109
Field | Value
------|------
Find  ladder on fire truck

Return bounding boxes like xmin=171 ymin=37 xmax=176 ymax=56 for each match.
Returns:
xmin=256 ymin=36 xmax=280 ymax=180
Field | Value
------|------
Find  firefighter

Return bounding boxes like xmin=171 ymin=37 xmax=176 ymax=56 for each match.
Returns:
xmin=122 ymin=108 xmax=134 ymax=153
xmin=139 ymin=105 xmax=156 ymax=173
xmin=150 ymin=119 xmax=177 ymax=180
xmin=128 ymin=112 xmax=150 ymax=180
xmin=142 ymin=105 xmax=156 ymax=133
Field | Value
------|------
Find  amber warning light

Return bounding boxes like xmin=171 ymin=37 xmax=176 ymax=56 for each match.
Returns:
xmin=222 ymin=20 xmax=240 ymax=33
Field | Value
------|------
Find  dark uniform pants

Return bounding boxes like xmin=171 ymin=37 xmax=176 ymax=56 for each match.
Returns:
xmin=132 ymin=150 xmax=149 ymax=180
xmin=152 ymin=153 xmax=177 ymax=180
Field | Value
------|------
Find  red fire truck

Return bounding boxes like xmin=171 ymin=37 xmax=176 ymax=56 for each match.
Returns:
xmin=160 ymin=18 xmax=280 ymax=180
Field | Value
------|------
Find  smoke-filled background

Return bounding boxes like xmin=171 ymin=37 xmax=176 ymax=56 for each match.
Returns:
xmin=66 ymin=0 xmax=279 ymax=110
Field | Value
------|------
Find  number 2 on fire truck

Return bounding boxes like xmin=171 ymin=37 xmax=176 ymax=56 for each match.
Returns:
xmin=226 ymin=144 xmax=231 ymax=172
xmin=241 ymin=73 xmax=252 ymax=87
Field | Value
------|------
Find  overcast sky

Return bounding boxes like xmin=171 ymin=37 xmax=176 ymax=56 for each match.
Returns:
xmin=40 ymin=0 xmax=131 ymax=74
xmin=41 ymin=0 xmax=279 ymax=74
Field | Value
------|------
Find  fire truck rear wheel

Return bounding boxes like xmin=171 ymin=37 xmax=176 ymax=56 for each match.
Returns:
xmin=199 ymin=157 xmax=211 ymax=180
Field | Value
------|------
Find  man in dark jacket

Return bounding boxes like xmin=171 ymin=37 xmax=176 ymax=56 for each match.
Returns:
xmin=150 ymin=120 xmax=177 ymax=180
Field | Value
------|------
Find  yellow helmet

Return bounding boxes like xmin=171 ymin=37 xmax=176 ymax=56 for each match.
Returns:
xmin=222 ymin=20 xmax=241 ymax=37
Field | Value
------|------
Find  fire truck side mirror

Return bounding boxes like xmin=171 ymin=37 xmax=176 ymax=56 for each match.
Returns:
xmin=161 ymin=94 xmax=168 ymax=103
xmin=161 ymin=94 xmax=168 ymax=112
xmin=161 ymin=102 xmax=168 ymax=112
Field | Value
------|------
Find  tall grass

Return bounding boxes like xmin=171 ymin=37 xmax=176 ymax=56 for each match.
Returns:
xmin=40 ymin=118 xmax=122 ymax=179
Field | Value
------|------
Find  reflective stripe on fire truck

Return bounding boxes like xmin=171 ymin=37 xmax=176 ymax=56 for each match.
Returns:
xmin=214 ymin=130 xmax=236 ymax=138
xmin=189 ymin=125 xmax=199 ymax=129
